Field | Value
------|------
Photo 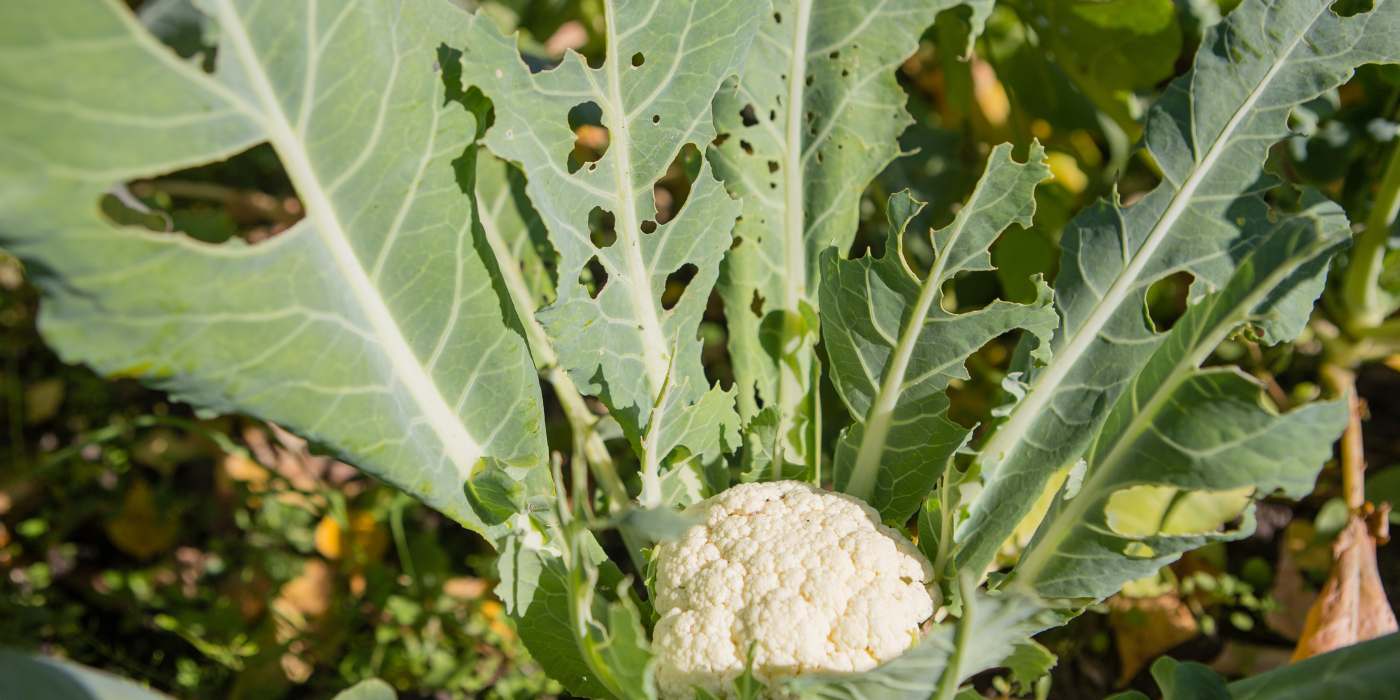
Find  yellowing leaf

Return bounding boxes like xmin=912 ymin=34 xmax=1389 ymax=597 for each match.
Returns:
xmin=23 ymin=378 xmax=63 ymax=424
xmin=313 ymin=511 xmax=386 ymax=566
xmin=105 ymin=478 xmax=179 ymax=560
xmin=1046 ymin=152 xmax=1088 ymax=194
xmin=1109 ymin=593 xmax=1199 ymax=686
xmin=221 ymin=454 xmax=271 ymax=491
xmin=1105 ymin=485 xmax=1253 ymax=538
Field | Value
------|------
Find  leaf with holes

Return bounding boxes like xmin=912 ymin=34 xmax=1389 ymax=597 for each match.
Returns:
xmin=711 ymin=0 xmax=995 ymax=478
xmin=0 ymin=0 xmax=549 ymax=541
xmin=458 ymin=0 xmax=768 ymax=506
xmin=1011 ymin=193 xmax=1352 ymax=599
xmin=956 ymin=0 xmax=1400 ymax=581
xmin=821 ymin=144 xmax=1057 ymax=524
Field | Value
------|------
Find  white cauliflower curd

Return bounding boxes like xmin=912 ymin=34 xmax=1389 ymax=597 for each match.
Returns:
xmin=650 ymin=480 xmax=935 ymax=700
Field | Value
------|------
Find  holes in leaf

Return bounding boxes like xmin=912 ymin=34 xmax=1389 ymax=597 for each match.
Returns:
xmin=580 ymin=255 xmax=608 ymax=299
xmin=828 ymin=50 xmax=840 ymax=60
xmin=631 ymin=52 xmax=645 ymax=67
xmin=815 ymin=151 xmax=824 ymax=164
xmin=774 ymin=11 xmax=782 ymax=23
xmin=567 ymin=102 xmax=609 ymax=174
xmin=713 ymin=133 xmax=731 ymax=148
xmin=652 ymin=114 xmax=660 ymax=125
xmin=661 ymin=264 xmax=698 ymax=310
xmin=767 ymin=161 xmax=779 ymax=174
xmin=750 ymin=290 xmax=764 ymax=318
xmin=739 ymin=140 xmax=755 ymax=156
xmin=740 ymin=104 xmax=759 ymax=127
xmin=805 ymin=75 xmax=814 ymax=87
xmin=588 ymin=207 xmax=617 ymax=248
xmin=100 ymin=143 xmax=303 ymax=245
xmin=1331 ymin=0 xmax=1373 ymax=17
xmin=640 ymin=220 xmax=658 ymax=234
xmin=841 ymin=69 xmax=850 ymax=78
xmin=653 ymin=144 xmax=701 ymax=224
xmin=1145 ymin=271 xmax=1194 ymax=332
xmin=769 ymin=109 xmax=777 ymax=122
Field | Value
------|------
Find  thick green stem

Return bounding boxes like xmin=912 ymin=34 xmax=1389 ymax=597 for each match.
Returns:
xmin=1342 ymin=141 xmax=1400 ymax=331
xmin=934 ymin=586 xmax=975 ymax=700
xmin=477 ymin=185 xmax=629 ymax=512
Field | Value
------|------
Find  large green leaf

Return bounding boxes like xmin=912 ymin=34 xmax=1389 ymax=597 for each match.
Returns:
xmin=1228 ymin=631 xmax=1400 ymax=700
xmin=957 ymin=0 xmax=1400 ymax=578
xmin=1108 ymin=634 xmax=1400 ymax=700
xmin=458 ymin=0 xmax=765 ymax=504
xmin=0 ymin=0 xmax=549 ymax=540
xmin=821 ymin=145 xmax=1056 ymax=523
xmin=0 ymin=650 xmax=176 ymax=700
xmin=711 ymin=0 xmax=992 ymax=476
xmin=785 ymin=588 xmax=1049 ymax=700
xmin=1012 ymin=196 xmax=1352 ymax=599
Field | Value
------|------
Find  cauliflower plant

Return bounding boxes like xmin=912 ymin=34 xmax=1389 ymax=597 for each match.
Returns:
xmin=650 ymin=480 xmax=935 ymax=700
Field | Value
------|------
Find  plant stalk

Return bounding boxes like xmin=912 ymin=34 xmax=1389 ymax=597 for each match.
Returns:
xmin=1341 ymin=139 xmax=1400 ymax=331
xmin=1321 ymin=362 xmax=1366 ymax=510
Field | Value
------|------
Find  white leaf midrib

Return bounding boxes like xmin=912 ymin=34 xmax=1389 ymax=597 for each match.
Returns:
xmin=601 ymin=0 xmax=672 ymax=399
xmin=974 ymin=1 xmax=1327 ymax=473
xmin=844 ymin=155 xmax=1001 ymax=502
xmin=1014 ymin=233 xmax=1337 ymax=584
xmin=210 ymin=0 xmax=483 ymax=474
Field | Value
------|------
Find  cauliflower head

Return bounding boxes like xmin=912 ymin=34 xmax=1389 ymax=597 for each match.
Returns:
xmin=650 ymin=480 xmax=935 ymax=700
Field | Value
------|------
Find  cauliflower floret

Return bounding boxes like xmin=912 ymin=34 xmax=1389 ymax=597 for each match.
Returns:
xmin=651 ymin=480 xmax=935 ymax=700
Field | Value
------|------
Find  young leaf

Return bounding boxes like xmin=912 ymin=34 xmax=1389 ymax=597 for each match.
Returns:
xmin=712 ymin=0 xmax=994 ymax=476
xmin=738 ymin=406 xmax=811 ymax=482
xmin=734 ymin=642 xmax=768 ymax=700
xmin=458 ymin=0 xmax=767 ymax=504
xmin=0 ymin=0 xmax=548 ymax=540
xmin=1013 ymin=198 xmax=1353 ymax=599
xmin=821 ymin=144 xmax=1056 ymax=523
xmin=957 ymin=0 xmax=1400 ymax=579
xmin=1147 ymin=658 xmax=1231 ymax=700
xmin=1001 ymin=640 xmax=1056 ymax=690
xmin=464 ymin=458 xmax=526 ymax=527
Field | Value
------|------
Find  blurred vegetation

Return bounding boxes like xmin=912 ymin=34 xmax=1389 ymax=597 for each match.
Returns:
xmin=3 ymin=0 xmax=1400 ymax=698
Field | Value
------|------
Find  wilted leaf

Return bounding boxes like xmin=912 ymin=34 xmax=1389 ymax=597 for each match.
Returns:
xmin=22 ymin=378 xmax=64 ymax=425
xmin=105 ymin=478 xmax=179 ymax=560
xmin=1290 ymin=514 xmax=1399 ymax=661
xmin=1108 ymin=593 xmax=1199 ymax=686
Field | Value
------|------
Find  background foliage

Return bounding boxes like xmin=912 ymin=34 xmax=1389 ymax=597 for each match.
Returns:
xmin=2 ymin=0 xmax=1399 ymax=698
